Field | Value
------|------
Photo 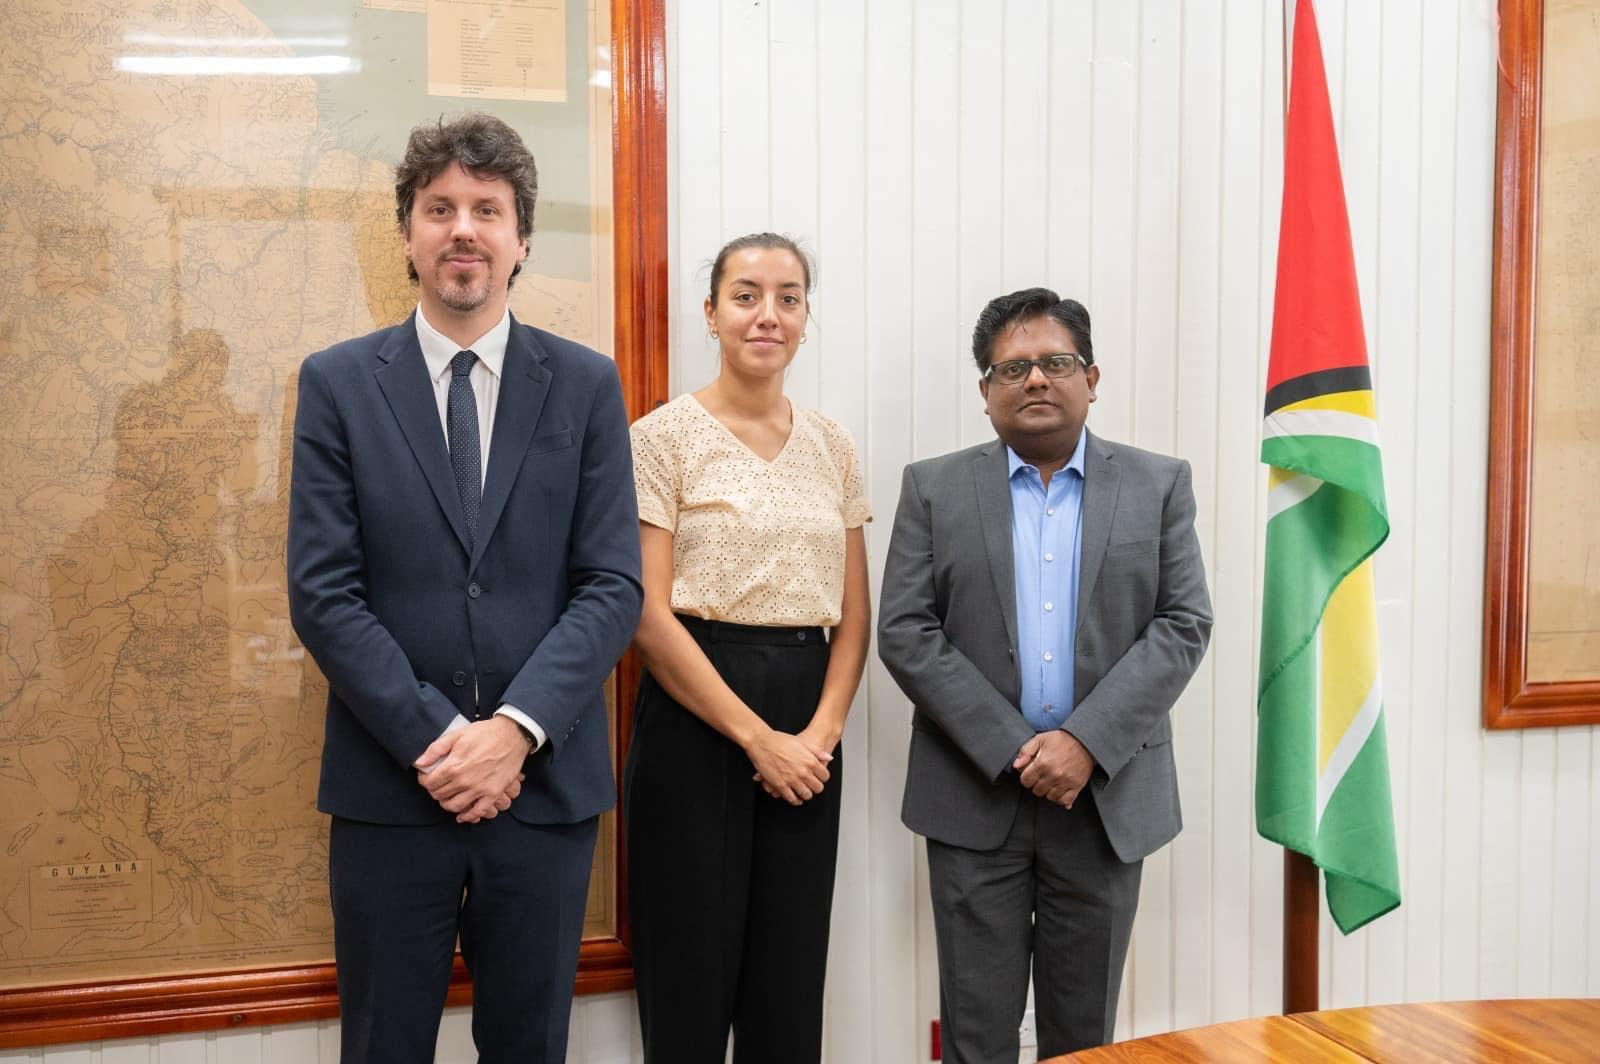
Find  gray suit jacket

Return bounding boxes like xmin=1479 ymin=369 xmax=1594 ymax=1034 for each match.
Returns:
xmin=878 ymin=431 xmax=1212 ymax=861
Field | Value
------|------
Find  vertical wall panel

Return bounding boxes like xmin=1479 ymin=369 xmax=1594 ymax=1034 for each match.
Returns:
xmin=718 ymin=0 xmax=772 ymax=232
xmin=1207 ymin=0 xmax=1275 ymax=1028
xmin=1085 ymin=1 xmax=1138 ymax=443
xmin=1246 ymin=0 xmax=1288 ymax=1025
xmin=1170 ymin=0 xmax=1225 ymax=1035
xmin=1550 ymin=728 xmax=1591 ymax=993
xmin=213 ymin=1029 xmax=263 ymax=1064
xmin=1590 ymin=730 xmax=1600 ymax=994
xmin=860 ymin=1 xmax=920 ymax=1058
xmin=1517 ymin=732 xmax=1558 ymax=995
xmin=315 ymin=1019 xmax=339 ymax=1062
xmin=911 ymin=0 xmax=963 ymax=462
xmin=1044 ymin=3 xmax=1096 ymax=306
xmin=1130 ymin=0 xmax=1182 ymax=455
xmin=1439 ymin=0 xmax=1498 ymax=1009
xmin=149 ymin=1035 xmax=202 ymax=1064
xmin=1479 ymin=734 xmax=1524 ymax=998
xmin=813 ymin=1 xmax=873 ymax=1056
xmin=577 ymin=989 xmax=643 ymax=1063
xmin=1402 ymin=0 xmax=1458 ymax=1006
xmin=999 ymin=0 xmax=1051 ymax=290
xmin=1368 ymin=0 xmax=1423 ymax=1009
xmin=955 ymin=0 xmax=1006 ymax=450
xmin=259 ymin=1025 xmax=317 ymax=1064
xmin=669 ymin=0 xmax=723 ymax=396
xmin=432 ymin=1008 xmax=477 ymax=1064
xmin=1124 ymin=0 xmax=1180 ymax=1040
xmin=768 ymin=0 xmax=822 ymax=410
xmin=99 ymin=1045 xmax=152 ymax=1064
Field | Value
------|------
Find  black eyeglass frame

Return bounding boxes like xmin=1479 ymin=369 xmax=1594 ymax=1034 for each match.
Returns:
xmin=982 ymin=352 xmax=1089 ymax=385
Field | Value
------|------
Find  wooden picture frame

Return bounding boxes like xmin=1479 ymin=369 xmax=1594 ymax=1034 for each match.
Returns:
xmin=1484 ymin=0 xmax=1600 ymax=728
xmin=0 ymin=0 xmax=666 ymax=1046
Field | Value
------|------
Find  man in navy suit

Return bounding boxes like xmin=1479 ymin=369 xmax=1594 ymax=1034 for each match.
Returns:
xmin=288 ymin=112 xmax=642 ymax=1064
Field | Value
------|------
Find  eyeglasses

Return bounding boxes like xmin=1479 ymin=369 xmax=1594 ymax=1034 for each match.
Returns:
xmin=983 ymin=353 xmax=1086 ymax=386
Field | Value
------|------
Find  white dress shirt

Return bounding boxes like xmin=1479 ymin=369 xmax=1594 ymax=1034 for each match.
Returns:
xmin=414 ymin=306 xmax=547 ymax=755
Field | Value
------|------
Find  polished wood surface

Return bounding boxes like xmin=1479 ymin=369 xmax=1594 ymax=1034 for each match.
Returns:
xmin=1056 ymin=1015 xmax=1368 ymax=1062
xmin=1053 ymin=999 xmax=1600 ymax=1063
xmin=605 ymin=0 xmax=670 ymax=1000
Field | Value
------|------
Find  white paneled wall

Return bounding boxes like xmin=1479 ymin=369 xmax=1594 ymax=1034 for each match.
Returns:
xmin=11 ymin=2 xmax=1596 ymax=1063
xmin=664 ymin=0 xmax=1594 ymax=1057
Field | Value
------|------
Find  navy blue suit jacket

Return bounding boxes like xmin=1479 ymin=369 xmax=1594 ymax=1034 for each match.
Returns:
xmin=287 ymin=313 xmax=643 ymax=826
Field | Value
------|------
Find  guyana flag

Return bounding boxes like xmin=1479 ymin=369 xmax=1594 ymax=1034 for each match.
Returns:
xmin=1255 ymin=0 xmax=1401 ymax=935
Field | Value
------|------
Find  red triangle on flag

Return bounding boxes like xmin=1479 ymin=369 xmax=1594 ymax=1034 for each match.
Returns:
xmin=1267 ymin=0 xmax=1371 ymax=393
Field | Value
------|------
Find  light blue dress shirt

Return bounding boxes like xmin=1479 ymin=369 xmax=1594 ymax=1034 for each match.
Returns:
xmin=1008 ymin=428 xmax=1087 ymax=732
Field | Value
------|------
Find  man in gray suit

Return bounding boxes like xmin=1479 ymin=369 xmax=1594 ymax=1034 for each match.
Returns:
xmin=879 ymin=288 xmax=1212 ymax=1061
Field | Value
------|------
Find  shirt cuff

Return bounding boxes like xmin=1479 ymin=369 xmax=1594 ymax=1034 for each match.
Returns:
xmin=415 ymin=714 xmax=470 ymax=771
xmin=494 ymin=705 xmax=546 ymax=752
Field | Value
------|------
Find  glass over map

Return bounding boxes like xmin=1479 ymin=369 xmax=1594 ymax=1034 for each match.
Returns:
xmin=0 ymin=0 xmax=615 ymax=988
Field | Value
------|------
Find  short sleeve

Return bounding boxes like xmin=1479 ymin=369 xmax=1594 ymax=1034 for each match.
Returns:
xmin=630 ymin=416 xmax=678 ymax=530
xmin=837 ymin=431 xmax=872 ymax=529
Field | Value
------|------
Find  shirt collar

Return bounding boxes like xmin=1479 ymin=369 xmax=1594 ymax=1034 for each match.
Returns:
xmin=1006 ymin=426 xmax=1088 ymax=481
xmin=415 ymin=305 xmax=510 ymax=384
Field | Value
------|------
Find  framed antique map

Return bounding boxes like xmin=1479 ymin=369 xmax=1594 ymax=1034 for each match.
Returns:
xmin=1485 ymin=0 xmax=1600 ymax=728
xmin=0 ymin=0 xmax=666 ymax=1045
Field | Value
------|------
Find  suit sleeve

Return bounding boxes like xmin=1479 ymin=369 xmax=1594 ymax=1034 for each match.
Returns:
xmin=878 ymin=463 xmax=1035 ymax=782
xmin=499 ymin=359 xmax=644 ymax=754
xmin=286 ymin=355 xmax=461 ymax=767
xmin=1063 ymin=460 xmax=1212 ymax=781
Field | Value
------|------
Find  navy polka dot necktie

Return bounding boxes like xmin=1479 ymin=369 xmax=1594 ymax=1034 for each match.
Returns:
xmin=448 ymin=350 xmax=481 ymax=550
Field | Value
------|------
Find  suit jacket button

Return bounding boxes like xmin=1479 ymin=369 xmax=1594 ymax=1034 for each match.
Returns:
xmin=467 ymin=583 xmax=481 ymax=599
xmin=452 ymin=670 xmax=467 ymax=687
xmin=796 ymin=631 xmax=807 ymax=642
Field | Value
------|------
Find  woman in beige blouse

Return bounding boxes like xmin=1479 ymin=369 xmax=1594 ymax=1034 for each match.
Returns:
xmin=625 ymin=232 xmax=871 ymax=1064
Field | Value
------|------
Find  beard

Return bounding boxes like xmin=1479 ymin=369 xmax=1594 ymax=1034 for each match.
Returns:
xmin=437 ymin=270 xmax=492 ymax=312
xmin=433 ymin=245 xmax=493 ymax=312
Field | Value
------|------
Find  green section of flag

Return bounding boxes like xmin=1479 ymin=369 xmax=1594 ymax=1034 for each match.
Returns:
xmin=1262 ymin=435 xmax=1388 ymax=519
xmin=1317 ymin=717 xmax=1402 ymax=934
xmin=1256 ymin=468 xmax=1402 ymax=934
xmin=1256 ymin=610 xmax=1401 ymax=934
xmin=1259 ymin=477 xmax=1389 ymax=684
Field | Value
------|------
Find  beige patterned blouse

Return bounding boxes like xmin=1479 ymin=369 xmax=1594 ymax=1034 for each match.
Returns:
xmin=631 ymin=394 xmax=871 ymax=627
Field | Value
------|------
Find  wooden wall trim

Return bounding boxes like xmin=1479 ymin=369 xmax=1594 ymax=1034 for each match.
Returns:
xmin=608 ymin=0 xmax=670 ymax=970
xmin=1482 ymin=0 xmax=1600 ymax=729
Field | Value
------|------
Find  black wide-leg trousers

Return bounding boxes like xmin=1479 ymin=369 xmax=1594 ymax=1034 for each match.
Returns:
xmin=625 ymin=616 xmax=841 ymax=1064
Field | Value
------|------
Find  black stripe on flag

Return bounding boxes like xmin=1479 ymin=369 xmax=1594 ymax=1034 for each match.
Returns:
xmin=1264 ymin=365 xmax=1373 ymax=417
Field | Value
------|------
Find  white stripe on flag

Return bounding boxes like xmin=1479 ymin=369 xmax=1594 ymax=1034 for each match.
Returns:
xmin=1263 ymin=408 xmax=1381 ymax=446
xmin=1316 ymin=673 xmax=1383 ymax=828
xmin=1267 ymin=473 xmax=1323 ymax=521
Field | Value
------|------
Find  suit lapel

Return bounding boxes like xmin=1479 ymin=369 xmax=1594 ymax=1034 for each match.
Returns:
xmin=1076 ymin=430 xmax=1121 ymax=621
xmin=474 ymin=318 xmax=552 ymax=566
xmin=974 ymin=443 xmax=1020 ymax=655
xmin=373 ymin=316 xmax=472 ymax=554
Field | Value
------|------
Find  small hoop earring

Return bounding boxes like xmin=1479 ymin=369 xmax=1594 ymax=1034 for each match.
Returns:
xmin=709 ymin=329 xmax=718 ymax=340
xmin=799 ymin=334 xmax=808 ymax=345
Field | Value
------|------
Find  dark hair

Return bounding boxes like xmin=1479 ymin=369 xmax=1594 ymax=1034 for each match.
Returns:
xmin=395 ymin=112 xmax=538 ymax=284
xmin=971 ymin=288 xmax=1094 ymax=371
xmin=708 ymin=232 xmax=814 ymax=306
